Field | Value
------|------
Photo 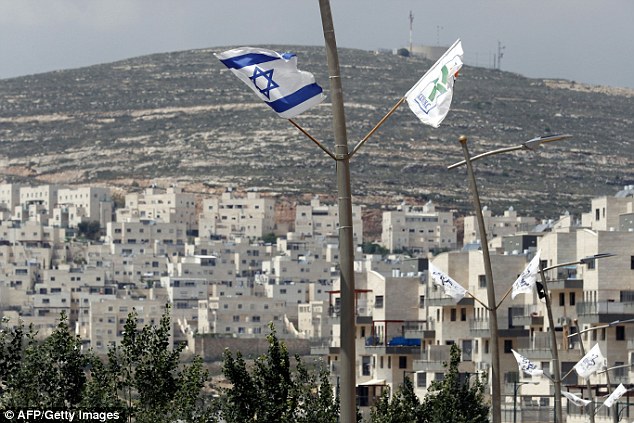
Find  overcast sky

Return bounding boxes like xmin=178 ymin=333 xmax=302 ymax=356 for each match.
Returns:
xmin=1 ymin=0 xmax=633 ymax=89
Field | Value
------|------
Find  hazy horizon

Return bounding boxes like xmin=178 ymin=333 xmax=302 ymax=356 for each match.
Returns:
xmin=1 ymin=0 xmax=633 ymax=89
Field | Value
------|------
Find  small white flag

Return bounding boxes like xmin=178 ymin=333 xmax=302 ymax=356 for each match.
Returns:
xmin=511 ymin=349 xmax=543 ymax=377
xmin=604 ymin=383 xmax=627 ymax=408
xmin=405 ymin=39 xmax=463 ymax=128
xmin=562 ymin=391 xmax=591 ymax=407
xmin=215 ymin=47 xmax=325 ymax=118
xmin=511 ymin=250 xmax=542 ymax=299
xmin=574 ymin=343 xmax=605 ymax=378
xmin=428 ymin=262 xmax=467 ymax=302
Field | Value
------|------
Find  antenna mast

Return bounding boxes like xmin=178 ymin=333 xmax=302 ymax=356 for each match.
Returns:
xmin=409 ymin=11 xmax=414 ymax=55
xmin=497 ymin=41 xmax=505 ymax=70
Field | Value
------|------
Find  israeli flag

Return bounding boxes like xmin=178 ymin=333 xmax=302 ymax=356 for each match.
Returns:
xmin=215 ymin=47 xmax=325 ymax=119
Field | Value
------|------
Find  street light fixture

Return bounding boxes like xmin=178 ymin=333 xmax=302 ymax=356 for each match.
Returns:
xmin=449 ymin=134 xmax=571 ymax=423
xmin=567 ymin=314 xmax=633 ymax=423
xmin=448 ymin=134 xmax=572 ymax=170
xmin=514 ymin=379 xmax=540 ymax=423
xmin=538 ymin=253 xmax=615 ymax=423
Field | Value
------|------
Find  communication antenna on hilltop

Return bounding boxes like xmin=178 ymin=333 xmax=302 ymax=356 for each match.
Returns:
xmin=497 ymin=40 xmax=505 ymax=70
xmin=409 ymin=11 xmax=414 ymax=55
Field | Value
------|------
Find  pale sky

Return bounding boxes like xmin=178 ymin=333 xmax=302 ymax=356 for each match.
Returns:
xmin=1 ymin=0 xmax=633 ymax=89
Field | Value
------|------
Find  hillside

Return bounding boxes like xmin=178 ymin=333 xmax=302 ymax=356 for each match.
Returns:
xmin=1 ymin=45 xmax=633 ymax=237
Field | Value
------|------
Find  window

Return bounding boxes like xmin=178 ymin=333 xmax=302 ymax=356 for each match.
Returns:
xmin=461 ymin=308 xmax=467 ymax=321
xmin=417 ymin=372 xmax=427 ymax=388
xmin=399 ymin=356 xmax=407 ymax=369
xmin=569 ymin=292 xmax=576 ymax=306
xmin=616 ymin=326 xmax=625 ymax=341
xmin=559 ymin=293 xmax=565 ymax=306
xmin=478 ymin=275 xmax=487 ymax=288
xmin=362 ymin=356 xmax=371 ymax=376
xmin=375 ymin=295 xmax=384 ymax=309
xmin=450 ymin=308 xmax=457 ymax=321
xmin=504 ymin=340 xmax=514 ymax=353
xmin=631 ymin=255 xmax=634 ymax=270
xmin=380 ymin=356 xmax=384 ymax=369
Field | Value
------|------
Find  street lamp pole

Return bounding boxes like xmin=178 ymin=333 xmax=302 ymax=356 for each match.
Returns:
xmin=450 ymin=133 xmax=572 ymax=423
xmin=458 ymin=135 xmax=502 ymax=423
xmin=538 ymin=262 xmax=563 ymax=423
xmin=514 ymin=381 xmax=539 ymax=423
xmin=569 ymin=317 xmax=634 ymax=423
xmin=539 ymin=253 xmax=614 ymax=423
xmin=318 ymin=1 xmax=356 ymax=422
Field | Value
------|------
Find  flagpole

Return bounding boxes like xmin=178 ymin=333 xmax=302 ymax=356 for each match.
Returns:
xmin=349 ymin=97 xmax=406 ymax=158
xmin=318 ymin=1 xmax=356 ymax=423
xmin=288 ymin=119 xmax=337 ymax=160
xmin=467 ymin=291 xmax=490 ymax=310
xmin=496 ymin=285 xmax=514 ymax=309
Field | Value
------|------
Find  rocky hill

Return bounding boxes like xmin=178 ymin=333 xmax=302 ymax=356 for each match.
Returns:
xmin=1 ymin=46 xmax=633 ymax=238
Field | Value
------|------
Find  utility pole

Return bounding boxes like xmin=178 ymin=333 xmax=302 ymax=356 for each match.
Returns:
xmin=318 ymin=1 xmax=356 ymax=422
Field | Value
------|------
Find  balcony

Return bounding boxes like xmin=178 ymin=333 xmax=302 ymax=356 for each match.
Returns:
xmin=547 ymin=278 xmax=583 ymax=291
xmin=403 ymin=320 xmax=435 ymax=339
xmin=426 ymin=292 xmax=474 ymax=307
xmin=364 ymin=336 xmax=422 ymax=355
xmin=511 ymin=306 xmax=544 ymax=327
xmin=469 ymin=318 xmax=490 ymax=336
xmin=576 ymin=301 xmax=634 ymax=323
xmin=413 ymin=345 xmax=451 ymax=372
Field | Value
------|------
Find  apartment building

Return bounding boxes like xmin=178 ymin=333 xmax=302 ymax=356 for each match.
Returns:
xmin=89 ymin=298 xmax=168 ymax=352
xmin=381 ymin=201 xmax=456 ymax=254
xmin=55 ymin=186 xmax=113 ymax=228
xmin=463 ymin=206 xmax=537 ymax=245
xmin=295 ymin=197 xmax=363 ymax=247
xmin=198 ymin=190 xmax=277 ymax=240
xmin=0 ymin=183 xmax=21 ymax=213
xmin=198 ymin=284 xmax=288 ymax=337
xmin=122 ymin=185 xmax=196 ymax=231
xmin=14 ymin=184 xmax=61 ymax=224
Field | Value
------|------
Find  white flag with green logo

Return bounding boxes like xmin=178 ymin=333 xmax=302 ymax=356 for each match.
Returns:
xmin=561 ymin=391 xmax=591 ymax=407
xmin=405 ymin=39 xmax=463 ymax=128
xmin=604 ymin=383 xmax=627 ymax=408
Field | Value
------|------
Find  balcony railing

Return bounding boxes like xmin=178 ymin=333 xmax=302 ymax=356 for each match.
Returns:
xmin=577 ymin=301 xmax=634 ymax=319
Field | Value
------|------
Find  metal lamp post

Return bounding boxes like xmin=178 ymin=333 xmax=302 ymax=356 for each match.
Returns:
xmin=567 ymin=316 xmax=634 ymax=423
xmin=449 ymin=133 xmax=571 ymax=423
xmin=538 ymin=253 xmax=615 ymax=423
xmin=514 ymin=380 xmax=540 ymax=423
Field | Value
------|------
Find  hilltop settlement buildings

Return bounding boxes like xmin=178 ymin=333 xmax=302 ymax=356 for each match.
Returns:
xmin=1 ymin=182 xmax=633 ymax=422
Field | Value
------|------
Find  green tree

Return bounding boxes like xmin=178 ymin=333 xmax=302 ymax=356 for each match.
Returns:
xmin=221 ymin=323 xmax=339 ymax=422
xmin=82 ymin=305 xmax=211 ymax=422
xmin=77 ymin=220 xmax=102 ymax=240
xmin=418 ymin=344 xmax=489 ymax=423
xmin=1 ymin=313 xmax=89 ymax=409
xmin=361 ymin=242 xmax=390 ymax=256
xmin=369 ymin=344 xmax=489 ymax=423
xmin=261 ymin=232 xmax=277 ymax=244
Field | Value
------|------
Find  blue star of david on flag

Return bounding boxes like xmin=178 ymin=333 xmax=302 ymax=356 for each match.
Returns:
xmin=249 ymin=67 xmax=279 ymax=99
xmin=215 ymin=47 xmax=325 ymax=119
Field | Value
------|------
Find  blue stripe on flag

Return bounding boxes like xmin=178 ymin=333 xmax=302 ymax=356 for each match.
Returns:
xmin=268 ymin=83 xmax=323 ymax=114
xmin=220 ymin=53 xmax=279 ymax=70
